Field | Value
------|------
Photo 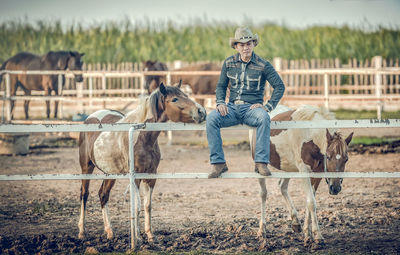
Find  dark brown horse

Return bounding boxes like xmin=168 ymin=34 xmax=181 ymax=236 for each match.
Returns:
xmin=78 ymin=83 xmax=206 ymax=245
xmin=251 ymin=105 xmax=353 ymax=246
xmin=170 ymin=63 xmax=221 ymax=95
xmin=143 ymin=61 xmax=220 ymax=99
xmin=0 ymin=51 xmax=84 ymax=119
xmin=143 ymin=60 xmax=168 ymax=94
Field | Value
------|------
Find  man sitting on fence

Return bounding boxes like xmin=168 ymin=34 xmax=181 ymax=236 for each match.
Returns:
xmin=206 ymin=27 xmax=286 ymax=178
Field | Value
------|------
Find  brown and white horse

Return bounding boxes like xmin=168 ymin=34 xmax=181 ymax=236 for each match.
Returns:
xmin=251 ymin=105 xmax=353 ymax=246
xmin=78 ymin=83 xmax=206 ymax=243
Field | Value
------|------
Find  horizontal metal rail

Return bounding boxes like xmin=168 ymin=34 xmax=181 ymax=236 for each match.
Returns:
xmin=0 ymin=119 xmax=399 ymax=133
xmin=1 ymin=172 xmax=400 ymax=181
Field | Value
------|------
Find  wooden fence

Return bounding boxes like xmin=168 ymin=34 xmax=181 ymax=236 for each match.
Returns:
xmin=1 ymin=56 xmax=400 ymax=121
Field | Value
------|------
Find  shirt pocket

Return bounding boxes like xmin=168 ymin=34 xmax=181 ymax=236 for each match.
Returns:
xmin=227 ymin=71 xmax=239 ymax=88
xmin=246 ymin=74 xmax=262 ymax=90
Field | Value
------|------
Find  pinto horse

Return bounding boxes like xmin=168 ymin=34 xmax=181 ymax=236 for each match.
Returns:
xmin=78 ymin=82 xmax=206 ymax=243
xmin=0 ymin=51 xmax=84 ymax=119
xmin=251 ymin=105 xmax=353 ymax=246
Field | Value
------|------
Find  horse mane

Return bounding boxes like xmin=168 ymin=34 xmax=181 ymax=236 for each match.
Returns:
xmin=122 ymin=85 xmax=183 ymax=124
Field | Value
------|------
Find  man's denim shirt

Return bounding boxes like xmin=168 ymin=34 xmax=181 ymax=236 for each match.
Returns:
xmin=216 ymin=52 xmax=285 ymax=111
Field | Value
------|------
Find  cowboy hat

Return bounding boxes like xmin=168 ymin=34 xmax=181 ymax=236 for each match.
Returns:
xmin=229 ymin=27 xmax=259 ymax=49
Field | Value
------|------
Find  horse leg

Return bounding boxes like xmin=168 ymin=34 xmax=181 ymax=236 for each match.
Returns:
xmin=99 ymin=179 xmax=116 ymax=239
xmin=78 ymin=160 xmax=95 ymax=239
xmin=44 ymin=89 xmax=51 ymax=119
xmin=279 ymin=178 xmax=301 ymax=232
xmin=143 ymin=180 xmax=156 ymax=242
xmin=257 ymin=178 xmax=267 ymax=238
xmin=54 ymin=89 xmax=59 ymax=119
xmin=9 ymin=78 xmax=18 ymax=120
xmin=300 ymin=171 xmax=324 ymax=245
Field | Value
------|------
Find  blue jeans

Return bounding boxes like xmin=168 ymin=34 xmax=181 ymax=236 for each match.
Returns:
xmin=206 ymin=102 xmax=271 ymax=164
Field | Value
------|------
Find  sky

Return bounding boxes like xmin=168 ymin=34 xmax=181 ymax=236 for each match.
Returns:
xmin=0 ymin=0 xmax=400 ymax=30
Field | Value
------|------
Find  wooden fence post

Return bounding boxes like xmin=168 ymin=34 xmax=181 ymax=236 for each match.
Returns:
xmin=373 ymin=56 xmax=383 ymax=119
xmin=76 ymin=80 xmax=83 ymax=114
xmin=5 ymin=73 xmax=11 ymax=122
xmin=58 ymin=74 xmax=63 ymax=119
xmin=102 ymin=72 xmax=107 ymax=108
xmin=324 ymin=73 xmax=329 ymax=109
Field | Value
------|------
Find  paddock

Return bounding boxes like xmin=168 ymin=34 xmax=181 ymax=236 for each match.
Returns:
xmin=0 ymin=122 xmax=399 ymax=254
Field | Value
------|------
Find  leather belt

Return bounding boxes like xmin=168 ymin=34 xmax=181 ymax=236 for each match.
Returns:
xmin=233 ymin=100 xmax=247 ymax=105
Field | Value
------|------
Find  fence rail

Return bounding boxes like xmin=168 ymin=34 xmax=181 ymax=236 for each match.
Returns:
xmin=0 ymin=120 xmax=400 ymax=249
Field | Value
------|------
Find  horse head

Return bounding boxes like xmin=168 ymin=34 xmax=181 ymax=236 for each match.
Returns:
xmin=149 ymin=82 xmax=206 ymax=124
xmin=66 ymin=51 xmax=85 ymax=82
xmin=325 ymin=130 xmax=354 ymax=195
xmin=143 ymin=60 xmax=168 ymax=94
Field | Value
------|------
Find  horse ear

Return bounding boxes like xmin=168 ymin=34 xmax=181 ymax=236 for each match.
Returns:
xmin=177 ymin=79 xmax=182 ymax=88
xmin=326 ymin=129 xmax=333 ymax=142
xmin=345 ymin=132 xmax=354 ymax=145
xmin=159 ymin=82 xmax=168 ymax=96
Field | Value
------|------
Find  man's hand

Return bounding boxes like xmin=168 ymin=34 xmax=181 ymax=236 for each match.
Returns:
xmin=250 ymin=103 xmax=268 ymax=111
xmin=216 ymin=104 xmax=229 ymax=116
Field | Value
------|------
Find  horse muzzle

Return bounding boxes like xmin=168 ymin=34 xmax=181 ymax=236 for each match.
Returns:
xmin=192 ymin=104 xmax=206 ymax=124
xmin=329 ymin=184 xmax=342 ymax=195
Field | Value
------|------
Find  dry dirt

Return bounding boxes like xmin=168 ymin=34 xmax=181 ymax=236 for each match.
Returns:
xmin=0 ymin=129 xmax=399 ymax=254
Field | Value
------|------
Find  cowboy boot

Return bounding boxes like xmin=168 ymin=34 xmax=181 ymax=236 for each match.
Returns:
xmin=208 ymin=163 xmax=228 ymax=178
xmin=255 ymin=163 xmax=271 ymax=176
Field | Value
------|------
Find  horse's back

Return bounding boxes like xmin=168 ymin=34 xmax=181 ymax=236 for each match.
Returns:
xmin=3 ymin=52 xmax=41 ymax=70
xmin=79 ymin=110 xmax=125 ymax=169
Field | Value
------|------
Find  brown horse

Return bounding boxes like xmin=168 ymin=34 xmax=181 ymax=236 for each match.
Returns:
xmin=78 ymin=82 xmax=206 ymax=244
xmin=0 ymin=51 xmax=84 ymax=119
xmin=170 ymin=63 xmax=220 ymax=95
xmin=251 ymin=105 xmax=353 ymax=246
xmin=143 ymin=60 xmax=168 ymax=94
xmin=143 ymin=61 xmax=220 ymax=99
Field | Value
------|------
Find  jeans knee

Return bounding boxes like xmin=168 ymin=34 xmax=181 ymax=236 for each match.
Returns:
xmin=206 ymin=110 xmax=220 ymax=128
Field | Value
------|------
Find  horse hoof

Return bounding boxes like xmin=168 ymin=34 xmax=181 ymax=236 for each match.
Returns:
xmin=291 ymin=223 xmax=301 ymax=233
xmin=303 ymin=237 xmax=312 ymax=247
xmin=311 ymin=239 xmax=325 ymax=250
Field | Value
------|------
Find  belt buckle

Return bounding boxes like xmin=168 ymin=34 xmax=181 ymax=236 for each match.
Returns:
xmin=234 ymin=100 xmax=245 ymax=105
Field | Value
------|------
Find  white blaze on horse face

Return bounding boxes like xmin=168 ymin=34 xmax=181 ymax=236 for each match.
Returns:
xmin=336 ymin=154 xmax=341 ymax=160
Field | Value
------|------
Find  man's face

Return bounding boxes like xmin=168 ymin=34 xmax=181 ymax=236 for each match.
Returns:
xmin=235 ymin=41 xmax=254 ymax=61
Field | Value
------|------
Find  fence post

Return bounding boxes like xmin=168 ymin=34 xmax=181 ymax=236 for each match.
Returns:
xmin=5 ymin=73 xmax=11 ymax=122
xmin=374 ymin=56 xmax=383 ymax=120
xmin=166 ymin=72 xmax=171 ymax=86
xmin=89 ymin=77 xmax=93 ymax=111
xmin=140 ymin=73 xmax=145 ymax=95
xmin=58 ymin=74 xmax=63 ymax=119
xmin=102 ymin=73 xmax=107 ymax=108
xmin=324 ymin=73 xmax=329 ymax=109
xmin=76 ymin=81 xmax=83 ymax=114
xmin=128 ymin=127 xmax=139 ymax=250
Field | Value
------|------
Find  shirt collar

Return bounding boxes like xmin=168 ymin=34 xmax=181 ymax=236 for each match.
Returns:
xmin=235 ymin=52 xmax=256 ymax=64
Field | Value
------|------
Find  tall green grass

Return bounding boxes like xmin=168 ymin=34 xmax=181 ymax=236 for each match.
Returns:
xmin=1 ymin=18 xmax=399 ymax=63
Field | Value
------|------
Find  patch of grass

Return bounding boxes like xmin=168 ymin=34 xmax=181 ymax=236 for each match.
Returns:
xmin=351 ymin=136 xmax=399 ymax=145
xmin=333 ymin=109 xmax=400 ymax=120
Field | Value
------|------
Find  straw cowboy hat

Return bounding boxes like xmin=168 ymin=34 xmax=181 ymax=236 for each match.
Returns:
xmin=229 ymin=27 xmax=259 ymax=49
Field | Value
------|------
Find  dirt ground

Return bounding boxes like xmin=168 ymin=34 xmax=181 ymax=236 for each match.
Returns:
xmin=0 ymin=129 xmax=400 ymax=254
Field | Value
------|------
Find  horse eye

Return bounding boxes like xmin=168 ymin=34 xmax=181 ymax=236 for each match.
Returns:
xmin=171 ymin=98 xmax=178 ymax=102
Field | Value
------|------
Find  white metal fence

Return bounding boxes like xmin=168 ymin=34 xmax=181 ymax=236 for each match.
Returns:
xmin=0 ymin=120 xmax=400 ymax=249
